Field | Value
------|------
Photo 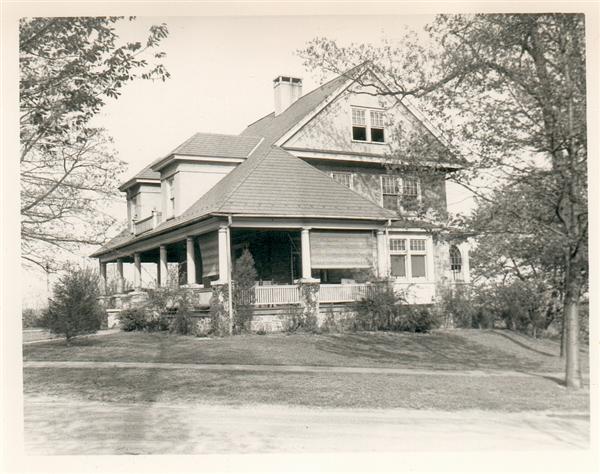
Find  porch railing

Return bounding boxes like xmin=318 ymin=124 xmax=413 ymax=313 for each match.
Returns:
xmin=319 ymin=283 xmax=375 ymax=303
xmin=252 ymin=283 xmax=376 ymax=306
xmin=254 ymin=285 xmax=300 ymax=305
xmin=134 ymin=215 xmax=154 ymax=235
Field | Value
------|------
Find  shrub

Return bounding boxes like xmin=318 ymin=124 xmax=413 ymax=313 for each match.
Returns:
xmin=119 ymin=308 xmax=148 ymax=332
xmin=355 ymin=282 xmax=398 ymax=331
xmin=43 ymin=265 xmax=105 ymax=343
xmin=170 ymin=311 xmax=192 ymax=335
xmin=396 ymin=306 xmax=439 ymax=333
xmin=232 ymin=249 xmax=257 ymax=334
xmin=22 ymin=308 xmax=44 ymax=328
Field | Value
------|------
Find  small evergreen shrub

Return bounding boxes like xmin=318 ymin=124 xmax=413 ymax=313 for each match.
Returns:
xmin=232 ymin=249 xmax=257 ymax=334
xmin=43 ymin=265 xmax=105 ymax=343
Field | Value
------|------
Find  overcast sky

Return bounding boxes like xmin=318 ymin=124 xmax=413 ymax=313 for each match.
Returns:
xmin=24 ymin=14 xmax=476 ymax=306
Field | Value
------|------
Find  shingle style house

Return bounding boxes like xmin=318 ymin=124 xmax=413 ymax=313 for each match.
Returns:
xmin=93 ymin=64 xmax=469 ymax=329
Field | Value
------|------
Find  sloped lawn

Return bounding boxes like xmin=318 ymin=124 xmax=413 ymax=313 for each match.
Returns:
xmin=23 ymin=329 xmax=587 ymax=374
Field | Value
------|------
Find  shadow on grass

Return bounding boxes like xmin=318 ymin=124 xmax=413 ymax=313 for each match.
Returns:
xmin=490 ymin=330 xmax=557 ymax=357
xmin=315 ymin=331 xmax=549 ymax=371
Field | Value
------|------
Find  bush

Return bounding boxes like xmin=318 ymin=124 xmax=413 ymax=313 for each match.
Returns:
xmin=22 ymin=308 xmax=44 ymax=328
xmin=170 ymin=311 xmax=192 ymax=335
xmin=355 ymin=282 xmax=439 ymax=333
xmin=119 ymin=308 xmax=149 ymax=332
xmin=43 ymin=266 xmax=105 ymax=343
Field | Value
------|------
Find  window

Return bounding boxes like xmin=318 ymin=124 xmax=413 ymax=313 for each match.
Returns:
xmin=370 ymin=110 xmax=385 ymax=142
xmin=381 ymin=176 xmax=399 ymax=210
xmin=351 ymin=107 xmax=386 ymax=143
xmin=166 ymin=177 xmax=175 ymax=218
xmin=402 ymin=177 xmax=419 ymax=204
xmin=389 ymin=237 xmax=428 ymax=279
xmin=389 ymin=238 xmax=407 ymax=277
xmin=381 ymin=176 xmax=421 ymax=211
xmin=449 ymin=245 xmax=462 ymax=280
xmin=331 ymin=172 xmax=353 ymax=188
xmin=352 ymin=108 xmax=367 ymax=141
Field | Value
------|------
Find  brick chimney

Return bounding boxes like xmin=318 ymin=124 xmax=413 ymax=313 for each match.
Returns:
xmin=273 ymin=76 xmax=302 ymax=116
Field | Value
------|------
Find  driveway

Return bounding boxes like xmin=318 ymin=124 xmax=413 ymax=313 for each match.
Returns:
xmin=24 ymin=396 xmax=589 ymax=455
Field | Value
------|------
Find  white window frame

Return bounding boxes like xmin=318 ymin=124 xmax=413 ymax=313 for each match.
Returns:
xmin=166 ymin=176 xmax=175 ymax=219
xmin=380 ymin=175 xmax=422 ymax=212
xmin=330 ymin=172 xmax=354 ymax=189
xmin=351 ymin=106 xmax=386 ymax=144
xmin=388 ymin=234 xmax=432 ymax=282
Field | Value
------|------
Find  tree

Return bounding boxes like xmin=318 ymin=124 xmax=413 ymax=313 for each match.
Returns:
xmin=20 ymin=17 xmax=170 ymax=270
xmin=232 ymin=248 xmax=258 ymax=333
xmin=299 ymin=14 xmax=587 ymax=388
xmin=42 ymin=266 xmax=105 ymax=343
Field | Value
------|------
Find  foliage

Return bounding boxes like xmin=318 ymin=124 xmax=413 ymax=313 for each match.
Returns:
xmin=299 ymin=13 xmax=587 ymax=387
xmin=355 ymin=283 xmax=439 ymax=332
xmin=42 ymin=266 xmax=105 ymax=342
xmin=281 ymin=304 xmax=310 ymax=333
xmin=20 ymin=17 xmax=169 ymax=269
xmin=232 ymin=248 xmax=257 ymax=333
xmin=119 ymin=308 xmax=149 ymax=332
xmin=22 ymin=308 xmax=45 ymax=328
xmin=209 ymin=285 xmax=231 ymax=337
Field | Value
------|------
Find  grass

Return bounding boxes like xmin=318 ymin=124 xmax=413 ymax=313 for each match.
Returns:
xmin=23 ymin=329 xmax=588 ymax=373
xmin=23 ymin=329 xmax=590 ymax=412
xmin=23 ymin=367 xmax=589 ymax=412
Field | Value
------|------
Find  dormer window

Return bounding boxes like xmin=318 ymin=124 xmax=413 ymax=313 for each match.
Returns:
xmin=166 ymin=177 xmax=175 ymax=218
xmin=351 ymin=107 xmax=386 ymax=143
xmin=331 ymin=172 xmax=353 ymax=189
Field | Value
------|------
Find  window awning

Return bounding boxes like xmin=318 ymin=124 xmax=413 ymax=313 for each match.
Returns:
xmin=310 ymin=230 xmax=375 ymax=269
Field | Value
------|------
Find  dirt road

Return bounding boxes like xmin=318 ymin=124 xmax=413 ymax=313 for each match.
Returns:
xmin=24 ymin=396 xmax=589 ymax=455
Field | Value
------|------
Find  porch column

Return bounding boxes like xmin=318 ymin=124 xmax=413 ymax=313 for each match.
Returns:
xmin=159 ymin=245 xmax=168 ymax=287
xmin=186 ymin=237 xmax=197 ymax=285
xmin=217 ymin=226 xmax=230 ymax=283
xmin=116 ymin=258 xmax=124 ymax=294
xmin=376 ymin=230 xmax=388 ymax=278
xmin=99 ymin=261 xmax=107 ymax=295
xmin=133 ymin=253 xmax=142 ymax=289
xmin=300 ymin=227 xmax=312 ymax=279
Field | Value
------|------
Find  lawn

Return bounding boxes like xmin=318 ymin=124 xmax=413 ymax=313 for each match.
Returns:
xmin=23 ymin=329 xmax=590 ymax=412
xmin=23 ymin=367 xmax=589 ymax=412
xmin=23 ymin=329 xmax=587 ymax=373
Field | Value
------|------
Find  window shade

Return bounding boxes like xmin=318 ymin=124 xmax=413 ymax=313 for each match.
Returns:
xmin=197 ymin=231 xmax=219 ymax=277
xmin=310 ymin=230 xmax=374 ymax=269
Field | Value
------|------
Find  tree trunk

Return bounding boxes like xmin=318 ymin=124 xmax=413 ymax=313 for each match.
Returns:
xmin=564 ymin=282 xmax=582 ymax=389
xmin=560 ymin=313 xmax=566 ymax=358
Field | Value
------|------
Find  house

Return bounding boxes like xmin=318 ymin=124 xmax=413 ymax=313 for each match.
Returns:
xmin=91 ymin=64 xmax=469 ymax=331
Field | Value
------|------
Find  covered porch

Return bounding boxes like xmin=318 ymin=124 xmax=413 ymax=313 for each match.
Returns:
xmin=96 ymin=216 xmax=391 ymax=308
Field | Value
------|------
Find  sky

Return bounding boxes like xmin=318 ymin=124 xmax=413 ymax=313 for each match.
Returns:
xmin=22 ymin=14 xmax=475 ymax=307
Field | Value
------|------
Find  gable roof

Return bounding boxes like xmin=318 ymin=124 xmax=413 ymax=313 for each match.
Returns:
xmin=241 ymin=64 xmax=364 ymax=146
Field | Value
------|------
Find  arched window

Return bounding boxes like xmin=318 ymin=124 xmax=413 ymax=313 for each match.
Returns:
xmin=449 ymin=245 xmax=462 ymax=280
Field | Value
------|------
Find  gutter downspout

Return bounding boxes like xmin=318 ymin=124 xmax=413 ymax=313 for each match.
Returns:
xmin=227 ymin=215 xmax=234 ymax=335
xmin=385 ymin=219 xmax=391 ymax=279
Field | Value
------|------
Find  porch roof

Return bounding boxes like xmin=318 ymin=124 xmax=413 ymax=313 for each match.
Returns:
xmin=91 ymin=144 xmax=397 ymax=258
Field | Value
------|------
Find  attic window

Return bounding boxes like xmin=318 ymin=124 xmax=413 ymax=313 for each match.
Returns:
xmin=351 ymin=107 xmax=386 ymax=143
xmin=352 ymin=108 xmax=367 ymax=141
xmin=331 ymin=172 xmax=353 ymax=188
